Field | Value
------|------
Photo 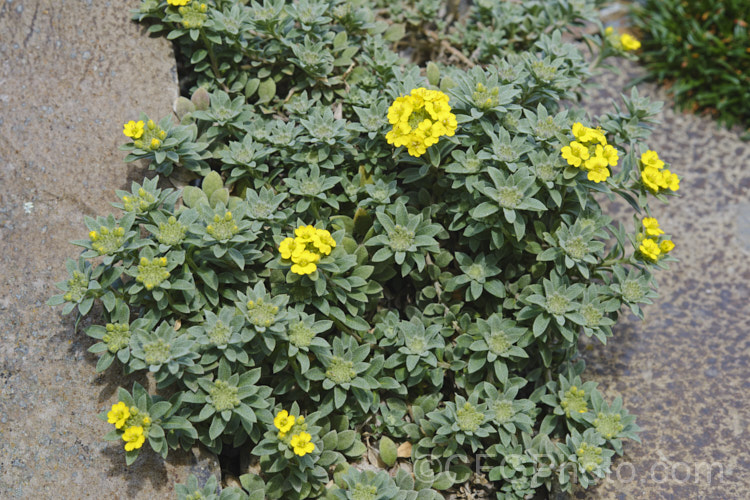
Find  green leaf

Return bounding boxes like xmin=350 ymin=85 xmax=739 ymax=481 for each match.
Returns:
xmin=183 ymin=186 xmax=207 ymax=208
xmin=95 ymin=352 xmax=115 ymax=372
xmin=101 ymin=291 xmax=116 ymax=312
xmin=227 ymin=248 xmax=245 ymax=269
xmin=467 ymin=353 xmax=486 ymax=373
xmin=336 ymin=430 xmax=356 ymax=451
xmin=343 ymin=440 xmax=366 ymax=458
xmin=244 ymin=78 xmax=260 ymax=98
xmin=209 ymin=188 xmax=229 ymax=208
xmin=149 ymin=401 xmax=172 ymax=420
xmin=431 ymin=471 xmax=454 ymax=490
xmin=322 ymin=430 xmax=338 ymax=450
xmin=415 ymin=490 xmax=443 ymax=500
xmin=533 ymin=314 xmax=550 ymax=337
xmin=257 ymin=78 xmax=276 ymax=104
xmin=209 ymin=415 xmax=227 ymax=440
xmin=202 ymin=171 xmax=223 ymax=199
xmin=125 ymin=449 xmax=140 ymax=466
xmin=471 ymin=202 xmax=499 ymax=218
xmin=379 ymin=436 xmax=398 ymax=466
xmin=384 ymin=23 xmax=405 ymax=42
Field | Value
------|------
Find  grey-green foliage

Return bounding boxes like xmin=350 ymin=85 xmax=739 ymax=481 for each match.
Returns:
xmin=374 ymin=0 xmax=605 ymax=67
xmin=49 ymin=0 xmax=678 ymax=498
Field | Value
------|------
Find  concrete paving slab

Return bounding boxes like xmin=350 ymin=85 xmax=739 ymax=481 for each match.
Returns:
xmin=0 ymin=0 xmax=219 ymax=497
xmin=578 ymin=59 xmax=750 ymax=499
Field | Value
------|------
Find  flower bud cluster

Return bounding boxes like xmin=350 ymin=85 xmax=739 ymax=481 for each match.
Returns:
xmin=206 ymin=211 xmax=239 ymax=241
xmin=136 ymin=256 xmax=170 ymax=290
xmin=123 ymin=119 xmax=167 ymax=151
xmin=89 ymin=226 xmax=125 ymax=255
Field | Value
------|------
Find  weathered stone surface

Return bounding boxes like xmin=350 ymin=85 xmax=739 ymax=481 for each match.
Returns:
xmin=0 ymin=0 xmax=219 ymax=497
xmin=577 ymin=59 xmax=750 ymax=498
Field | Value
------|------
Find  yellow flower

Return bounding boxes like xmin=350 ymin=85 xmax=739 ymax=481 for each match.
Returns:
xmin=642 ymin=217 xmax=664 ymax=237
xmin=385 ymin=88 xmax=457 ymax=157
xmin=150 ymin=138 xmax=161 ymax=149
xmin=660 ymin=240 xmax=675 ymax=253
xmin=278 ymin=237 xmax=298 ymax=260
xmin=571 ymin=123 xmax=606 ymax=145
xmin=123 ymin=120 xmax=144 ymax=139
xmin=587 ymin=166 xmax=610 ymax=183
xmin=583 ymin=150 xmax=608 ymax=171
xmin=168 ymin=0 xmax=190 ymax=5
xmin=620 ymin=33 xmax=641 ymax=51
xmin=601 ymin=145 xmax=619 ymax=167
xmin=662 ymin=169 xmax=680 ymax=191
xmin=122 ymin=426 xmax=145 ymax=451
xmin=290 ymin=432 xmax=315 ymax=456
xmin=294 ymin=225 xmax=318 ymax=243
xmin=590 ymin=129 xmax=607 ymax=146
xmin=641 ymin=167 xmax=664 ymax=192
xmin=312 ymin=229 xmax=336 ymax=256
xmin=291 ymin=250 xmax=319 ymax=275
xmin=639 ymin=238 xmax=661 ymax=261
xmin=387 ymin=96 xmax=414 ymax=126
xmin=571 ymin=122 xmax=589 ymax=141
xmin=273 ymin=410 xmax=296 ymax=434
xmin=641 ymin=150 xmax=664 ymax=170
xmin=107 ymin=402 xmax=130 ymax=430
xmin=561 ymin=141 xmax=590 ymax=167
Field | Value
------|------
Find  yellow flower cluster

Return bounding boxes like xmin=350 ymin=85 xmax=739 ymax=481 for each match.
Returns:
xmin=273 ymin=410 xmax=315 ymax=456
xmin=637 ymin=217 xmax=674 ymax=262
xmin=639 ymin=150 xmax=679 ymax=193
xmin=278 ymin=225 xmax=336 ymax=276
xmin=177 ymin=1 xmax=208 ymax=29
xmin=124 ymin=119 xmax=167 ymax=151
xmin=620 ymin=33 xmax=641 ymax=51
xmin=561 ymin=122 xmax=619 ymax=183
xmin=604 ymin=27 xmax=641 ymax=51
xmin=107 ymin=402 xmax=151 ymax=452
xmin=385 ymin=88 xmax=457 ymax=157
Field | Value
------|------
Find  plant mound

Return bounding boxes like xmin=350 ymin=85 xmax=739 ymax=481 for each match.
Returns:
xmin=50 ymin=1 xmax=680 ymax=498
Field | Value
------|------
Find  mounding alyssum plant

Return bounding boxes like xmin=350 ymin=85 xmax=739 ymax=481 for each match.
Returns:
xmin=49 ymin=0 xmax=680 ymax=498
